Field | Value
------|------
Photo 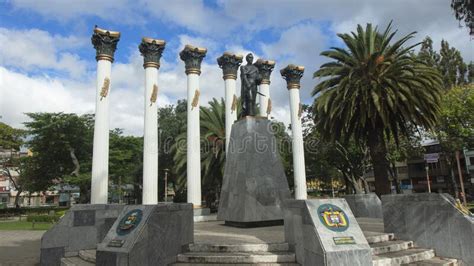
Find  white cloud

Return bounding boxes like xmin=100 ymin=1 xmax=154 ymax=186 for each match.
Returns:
xmin=0 ymin=67 xmax=93 ymax=128
xmin=0 ymin=27 xmax=89 ymax=78
xmin=2 ymin=0 xmax=473 ymax=136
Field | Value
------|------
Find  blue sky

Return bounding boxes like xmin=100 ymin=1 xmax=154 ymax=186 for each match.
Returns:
xmin=0 ymin=0 xmax=472 ymax=135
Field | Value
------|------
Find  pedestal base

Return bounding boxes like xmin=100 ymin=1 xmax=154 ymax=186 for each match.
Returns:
xmin=40 ymin=204 xmax=125 ymax=266
xmin=224 ymin=219 xmax=283 ymax=228
xmin=217 ymin=117 xmax=291 ymax=226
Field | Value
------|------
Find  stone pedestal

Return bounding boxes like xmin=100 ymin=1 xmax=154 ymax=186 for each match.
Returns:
xmin=382 ymin=193 xmax=474 ymax=265
xmin=217 ymin=117 xmax=291 ymax=226
xmin=344 ymin=193 xmax=382 ymax=218
xmin=284 ymin=199 xmax=372 ymax=266
xmin=97 ymin=203 xmax=193 ymax=266
xmin=40 ymin=204 xmax=125 ymax=266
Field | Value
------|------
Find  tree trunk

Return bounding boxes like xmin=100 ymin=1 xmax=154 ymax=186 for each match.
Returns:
xmin=368 ymin=131 xmax=391 ymax=196
xmin=390 ymin=162 xmax=402 ymax=194
xmin=68 ymin=147 xmax=80 ymax=177
xmin=361 ymin=177 xmax=370 ymax=194
xmin=14 ymin=189 xmax=22 ymax=208
xmin=447 ymin=158 xmax=459 ymax=199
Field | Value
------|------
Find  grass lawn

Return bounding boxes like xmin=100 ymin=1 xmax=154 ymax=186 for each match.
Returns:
xmin=0 ymin=221 xmax=54 ymax=230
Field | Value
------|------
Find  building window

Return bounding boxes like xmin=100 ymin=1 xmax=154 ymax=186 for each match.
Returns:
xmin=470 ymin=156 xmax=474 ymax=165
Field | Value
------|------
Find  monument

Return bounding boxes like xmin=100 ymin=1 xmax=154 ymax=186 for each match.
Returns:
xmin=40 ymin=28 xmax=193 ymax=266
xmin=217 ymin=53 xmax=292 ymax=227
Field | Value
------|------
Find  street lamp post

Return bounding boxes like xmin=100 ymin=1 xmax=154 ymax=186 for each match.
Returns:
xmin=164 ymin=168 xmax=169 ymax=202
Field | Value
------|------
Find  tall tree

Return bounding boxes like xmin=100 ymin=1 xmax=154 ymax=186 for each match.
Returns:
xmin=418 ymin=37 xmax=471 ymax=89
xmin=24 ymin=113 xmax=94 ymax=201
xmin=432 ymin=84 xmax=474 ymax=197
xmin=312 ymin=22 xmax=443 ymax=196
xmin=109 ymin=129 xmax=143 ymax=203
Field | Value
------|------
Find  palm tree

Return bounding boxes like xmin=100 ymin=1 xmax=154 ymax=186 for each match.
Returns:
xmin=312 ymin=22 xmax=443 ymax=196
xmin=172 ymin=98 xmax=237 ymax=206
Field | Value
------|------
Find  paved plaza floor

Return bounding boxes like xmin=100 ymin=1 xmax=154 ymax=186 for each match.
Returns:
xmin=0 ymin=230 xmax=44 ymax=266
xmin=0 ymin=217 xmax=383 ymax=265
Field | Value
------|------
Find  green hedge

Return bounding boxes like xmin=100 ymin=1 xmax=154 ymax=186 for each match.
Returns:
xmin=26 ymin=214 xmax=61 ymax=223
xmin=0 ymin=206 xmax=69 ymax=216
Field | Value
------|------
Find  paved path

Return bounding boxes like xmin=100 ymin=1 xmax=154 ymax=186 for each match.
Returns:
xmin=0 ymin=230 xmax=44 ymax=266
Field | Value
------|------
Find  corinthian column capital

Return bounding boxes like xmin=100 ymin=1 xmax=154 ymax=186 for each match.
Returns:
xmin=255 ymin=59 xmax=275 ymax=85
xmin=280 ymin=64 xmax=305 ymax=89
xmin=91 ymin=26 xmax=121 ymax=62
xmin=139 ymin=37 xmax=166 ymax=69
xmin=179 ymin=44 xmax=207 ymax=75
xmin=217 ymin=52 xmax=243 ymax=80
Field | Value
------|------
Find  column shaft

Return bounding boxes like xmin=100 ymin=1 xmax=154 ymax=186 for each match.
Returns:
xmin=224 ymin=78 xmax=237 ymax=150
xmin=187 ymin=73 xmax=202 ymax=206
xmin=259 ymin=83 xmax=270 ymax=117
xmin=142 ymin=67 xmax=159 ymax=204
xmin=289 ymin=88 xmax=307 ymax=199
xmin=91 ymin=59 xmax=112 ymax=204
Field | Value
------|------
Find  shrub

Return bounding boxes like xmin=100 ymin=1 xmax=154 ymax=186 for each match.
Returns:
xmin=26 ymin=214 xmax=61 ymax=223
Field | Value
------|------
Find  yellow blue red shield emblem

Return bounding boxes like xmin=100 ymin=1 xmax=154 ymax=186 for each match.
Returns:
xmin=317 ymin=204 xmax=349 ymax=232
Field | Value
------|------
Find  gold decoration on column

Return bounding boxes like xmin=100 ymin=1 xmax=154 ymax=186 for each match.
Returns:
xmin=100 ymin=77 xmax=110 ymax=100
xmin=150 ymin=84 xmax=158 ymax=106
xmin=266 ymin=98 xmax=272 ymax=115
xmin=191 ymin=89 xmax=200 ymax=110
xmin=231 ymin=94 xmax=237 ymax=113
xmin=298 ymin=103 xmax=303 ymax=118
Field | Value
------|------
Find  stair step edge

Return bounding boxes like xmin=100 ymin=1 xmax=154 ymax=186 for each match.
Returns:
xmin=372 ymin=248 xmax=435 ymax=266
xmin=188 ymin=243 xmax=290 ymax=252
xmin=176 ymin=252 xmax=296 ymax=263
xmin=371 ymin=240 xmax=414 ymax=255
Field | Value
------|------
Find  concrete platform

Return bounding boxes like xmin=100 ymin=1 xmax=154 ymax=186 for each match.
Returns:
xmin=194 ymin=220 xmax=285 ymax=244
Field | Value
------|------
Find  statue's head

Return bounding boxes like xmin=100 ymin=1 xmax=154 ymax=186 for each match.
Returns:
xmin=246 ymin=53 xmax=254 ymax=64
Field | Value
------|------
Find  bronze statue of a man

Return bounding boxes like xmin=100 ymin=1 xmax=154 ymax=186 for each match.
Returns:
xmin=240 ymin=53 xmax=260 ymax=117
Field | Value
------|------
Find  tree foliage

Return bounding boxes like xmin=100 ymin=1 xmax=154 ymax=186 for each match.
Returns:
xmin=312 ymin=22 xmax=443 ymax=195
xmin=418 ymin=37 xmax=472 ymax=89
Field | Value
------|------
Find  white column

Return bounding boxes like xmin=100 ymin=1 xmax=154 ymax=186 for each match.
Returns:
xmin=224 ymin=78 xmax=237 ymax=149
xmin=258 ymin=83 xmax=270 ymax=117
xmin=90 ymin=27 xmax=120 ymax=204
xmin=217 ymin=52 xmax=242 ymax=151
xmin=142 ymin=67 xmax=158 ymax=204
xmin=139 ymin=38 xmax=166 ymax=205
xmin=281 ymin=64 xmax=307 ymax=200
xmin=180 ymin=45 xmax=207 ymax=207
xmin=255 ymin=59 xmax=275 ymax=118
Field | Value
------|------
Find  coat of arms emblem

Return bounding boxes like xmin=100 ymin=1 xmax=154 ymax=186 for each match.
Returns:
xmin=116 ymin=209 xmax=143 ymax=235
xmin=317 ymin=204 xmax=349 ymax=232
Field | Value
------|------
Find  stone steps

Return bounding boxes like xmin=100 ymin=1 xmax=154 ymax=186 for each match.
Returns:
xmin=175 ymin=251 xmax=297 ymax=264
xmin=172 ymin=263 xmax=300 ymax=266
xmin=402 ymin=257 xmax=459 ymax=265
xmin=371 ymin=240 xmax=414 ymax=255
xmin=373 ymin=248 xmax=436 ymax=265
xmin=365 ymin=231 xmax=395 ymax=244
xmin=59 ymin=232 xmax=460 ymax=266
xmin=79 ymin=249 xmax=96 ymax=263
xmin=60 ymin=256 xmax=94 ymax=266
xmin=187 ymin=243 xmax=290 ymax=253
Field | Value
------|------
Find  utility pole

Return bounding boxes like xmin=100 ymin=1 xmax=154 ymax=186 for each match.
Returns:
xmin=455 ymin=151 xmax=467 ymax=206
xmin=425 ymin=164 xmax=431 ymax=193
